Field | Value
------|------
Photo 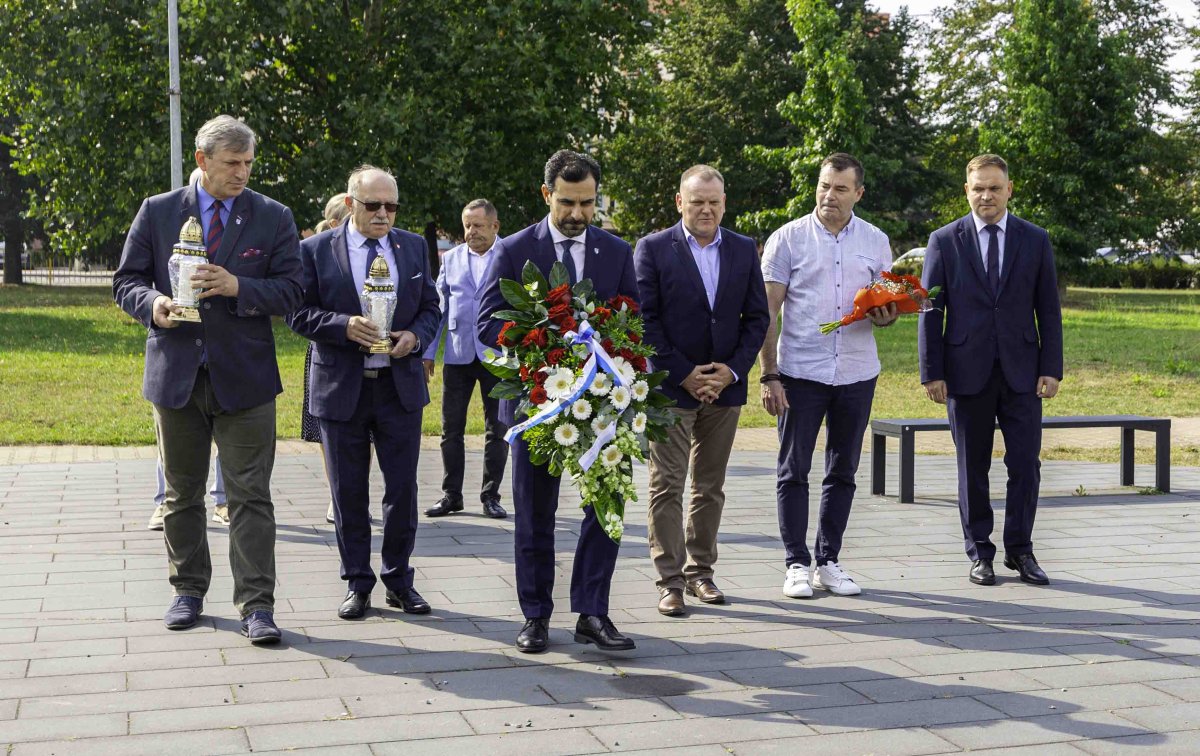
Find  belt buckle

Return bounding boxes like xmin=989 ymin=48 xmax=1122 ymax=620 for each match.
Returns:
xmin=363 ymin=369 xmax=380 ymax=379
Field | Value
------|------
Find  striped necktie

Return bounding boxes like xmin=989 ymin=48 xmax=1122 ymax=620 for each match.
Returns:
xmin=206 ymin=201 xmax=224 ymax=259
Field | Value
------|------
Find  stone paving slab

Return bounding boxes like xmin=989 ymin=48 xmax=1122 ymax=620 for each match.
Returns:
xmin=0 ymin=446 xmax=1198 ymax=754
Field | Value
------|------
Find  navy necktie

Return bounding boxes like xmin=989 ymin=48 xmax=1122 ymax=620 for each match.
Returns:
xmin=206 ymin=201 xmax=224 ymax=259
xmin=365 ymin=237 xmax=381 ymax=275
xmin=985 ymin=224 xmax=1000 ymax=295
xmin=558 ymin=239 xmax=578 ymax=285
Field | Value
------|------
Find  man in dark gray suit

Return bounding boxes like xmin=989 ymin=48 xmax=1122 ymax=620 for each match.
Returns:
xmin=114 ymin=115 xmax=303 ymax=644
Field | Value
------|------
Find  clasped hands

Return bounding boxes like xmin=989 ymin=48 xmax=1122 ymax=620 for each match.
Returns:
xmin=347 ymin=315 xmax=418 ymax=358
xmin=682 ymin=362 xmax=734 ymax=404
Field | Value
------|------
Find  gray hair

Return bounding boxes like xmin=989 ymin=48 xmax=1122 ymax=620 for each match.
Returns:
xmin=346 ymin=165 xmax=397 ymax=197
xmin=680 ymin=164 xmax=725 ymax=191
xmin=324 ymin=193 xmax=349 ymax=224
xmin=195 ymin=115 xmax=256 ymax=156
xmin=462 ymin=198 xmax=497 ymax=218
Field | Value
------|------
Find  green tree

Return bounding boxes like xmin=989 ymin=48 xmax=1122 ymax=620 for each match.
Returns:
xmin=604 ymin=0 xmax=805 ymax=237
xmin=924 ymin=0 xmax=1181 ymax=265
xmin=740 ymin=0 xmax=933 ymax=247
xmin=0 ymin=0 xmax=652 ymax=267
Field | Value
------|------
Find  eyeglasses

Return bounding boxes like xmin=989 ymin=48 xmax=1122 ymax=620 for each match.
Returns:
xmin=351 ymin=196 xmax=399 ymax=213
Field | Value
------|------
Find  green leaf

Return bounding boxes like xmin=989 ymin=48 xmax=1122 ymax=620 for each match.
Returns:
xmin=488 ymin=379 xmax=526 ymax=399
xmin=500 ymin=279 xmax=534 ymax=308
xmin=572 ymin=277 xmax=594 ymax=301
xmin=548 ymin=260 xmax=570 ymax=289
xmin=643 ymin=369 xmax=670 ymax=388
xmin=646 ymin=391 xmax=675 ymax=408
xmin=522 ymin=260 xmax=548 ymax=292
xmin=491 ymin=309 xmax=537 ymax=324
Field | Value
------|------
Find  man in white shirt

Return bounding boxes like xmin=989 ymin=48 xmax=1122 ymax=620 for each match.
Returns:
xmin=759 ymin=153 xmax=898 ymax=600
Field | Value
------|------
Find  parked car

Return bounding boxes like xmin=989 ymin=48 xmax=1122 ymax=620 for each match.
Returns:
xmin=891 ymin=246 xmax=925 ymax=275
xmin=1092 ymin=243 xmax=1197 ymax=265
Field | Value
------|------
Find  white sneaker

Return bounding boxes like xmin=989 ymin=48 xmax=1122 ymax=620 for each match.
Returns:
xmin=211 ymin=504 xmax=230 ymax=525
xmin=782 ymin=564 xmax=813 ymax=598
xmin=814 ymin=562 xmax=861 ymax=596
xmin=147 ymin=504 xmax=166 ymax=531
xmin=326 ymin=502 xmax=336 ymax=524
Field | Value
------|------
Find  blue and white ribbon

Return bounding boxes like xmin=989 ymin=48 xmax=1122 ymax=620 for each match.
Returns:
xmin=505 ymin=320 xmax=628 ymax=471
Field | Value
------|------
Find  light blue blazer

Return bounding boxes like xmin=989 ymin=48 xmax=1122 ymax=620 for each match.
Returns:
xmin=423 ymin=240 xmax=499 ymax=364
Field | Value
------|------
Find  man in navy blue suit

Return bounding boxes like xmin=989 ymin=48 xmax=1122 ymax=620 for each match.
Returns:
xmin=919 ymin=154 xmax=1063 ymax=587
xmin=634 ymin=165 xmax=769 ymax=617
xmin=114 ymin=115 xmax=303 ymax=644
xmin=287 ymin=166 xmax=441 ymax=620
xmin=477 ymin=150 xmax=639 ymax=653
xmin=422 ymin=199 xmax=508 ymax=520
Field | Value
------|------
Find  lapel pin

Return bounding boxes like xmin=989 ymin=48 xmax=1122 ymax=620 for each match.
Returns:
xmin=235 ymin=216 xmax=243 ymax=225
xmin=593 ymin=247 xmax=599 ymax=254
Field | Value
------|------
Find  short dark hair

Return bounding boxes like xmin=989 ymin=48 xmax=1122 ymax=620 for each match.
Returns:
xmin=819 ymin=152 xmax=865 ymax=188
xmin=966 ymin=153 xmax=1009 ymax=179
xmin=543 ymin=149 xmax=601 ymax=191
xmin=462 ymin=198 xmax=497 ymax=218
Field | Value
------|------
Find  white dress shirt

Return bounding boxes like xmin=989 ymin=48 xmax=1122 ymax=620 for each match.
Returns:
xmin=684 ymin=226 xmax=722 ymax=310
xmin=761 ymin=211 xmax=893 ymax=386
xmin=346 ymin=223 xmax=399 ymax=369
xmin=547 ymin=220 xmax=588 ymax=278
xmin=972 ymin=211 xmax=1008 ymax=276
xmin=466 ymin=243 xmax=494 ymax=288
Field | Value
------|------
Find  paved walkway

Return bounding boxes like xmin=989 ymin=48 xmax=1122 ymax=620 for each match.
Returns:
xmin=1 ymin=446 xmax=1199 ymax=754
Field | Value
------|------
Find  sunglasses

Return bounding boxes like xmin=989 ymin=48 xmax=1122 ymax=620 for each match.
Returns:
xmin=351 ymin=196 xmax=399 ymax=213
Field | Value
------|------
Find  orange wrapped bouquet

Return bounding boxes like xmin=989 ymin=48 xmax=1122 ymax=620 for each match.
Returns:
xmin=819 ymin=271 xmax=941 ymax=334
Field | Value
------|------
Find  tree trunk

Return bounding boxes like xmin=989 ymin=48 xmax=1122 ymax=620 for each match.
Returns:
xmin=0 ymin=141 xmax=24 ymax=285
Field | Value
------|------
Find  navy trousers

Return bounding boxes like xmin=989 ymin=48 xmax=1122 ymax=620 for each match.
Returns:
xmin=319 ymin=373 xmax=421 ymax=594
xmin=503 ymin=398 xmax=619 ymax=619
xmin=946 ymin=360 xmax=1042 ymax=562
xmin=776 ymin=374 xmax=876 ymax=568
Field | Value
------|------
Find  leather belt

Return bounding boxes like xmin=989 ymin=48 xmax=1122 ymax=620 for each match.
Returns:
xmin=363 ymin=369 xmax=382 ymax=379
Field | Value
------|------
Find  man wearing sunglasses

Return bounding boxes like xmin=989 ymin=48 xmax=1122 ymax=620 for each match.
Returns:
xmin=287 ymin=165 xmax=441 ymax=621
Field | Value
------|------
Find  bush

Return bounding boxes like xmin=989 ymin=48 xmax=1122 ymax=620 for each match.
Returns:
xmin=1068 ymin=259 xmax=1199 ymax=289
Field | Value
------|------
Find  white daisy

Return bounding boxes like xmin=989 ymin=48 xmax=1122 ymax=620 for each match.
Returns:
xmin=544 ymin=368 xmax=576 ymax=400
xmin=571 ymin=398 xmax=593 ymax=420
xmin=610 ymin=357 xmax=636 ymax=386
xmin=591 ymin=415 xmax=613 ymax=434
xmin=600 ymin=444 xmax=623 ymax=468
xmin=631 ymin=412 xmax=648 ymax=434
xmin=588 ymin=373 xmax=612 ymax=396
xmin=631 ymin=380 xmax=649 ymax=402
xmin=554 ymin=423 xmax=580 ymax=447
xmin=610 ymin=385 xmax=631 ymax=411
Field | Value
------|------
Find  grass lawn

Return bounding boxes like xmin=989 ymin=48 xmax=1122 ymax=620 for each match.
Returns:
xmin=1 ymin=286 xmax=1197 ymax=461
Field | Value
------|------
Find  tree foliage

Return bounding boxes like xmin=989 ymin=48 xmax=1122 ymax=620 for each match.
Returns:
xmin=740 ymin=0 xmax=933 ymax=247
xmin=604 ymin=0 xmax=805 ymax=237
xmin=0 ymin=0 xmax=651 ymax=261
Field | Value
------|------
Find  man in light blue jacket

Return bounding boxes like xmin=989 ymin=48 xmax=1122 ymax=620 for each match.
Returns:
xmin=423 ymin=199 xmax=509 ymax=519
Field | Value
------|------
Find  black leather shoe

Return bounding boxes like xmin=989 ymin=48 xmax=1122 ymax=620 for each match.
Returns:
xmin=425 ymin=497 xmax=464 ymax=517
xmin=1004 ymin=553 xmax=1050 ymax=585
xmin=574 ymin=614 xmax=635 ymax=651
xmin=385 ymin=587 xmax=431 ymax=614
xmin=969 ymin=559 xmax=995 ymax=586
xmin=482 ymin=498 xmax=507 ymax=519
xmin=338 ymin=591 xmax=371 ymax=620
xmin=516 ymin=617 xmax=550 ymax=653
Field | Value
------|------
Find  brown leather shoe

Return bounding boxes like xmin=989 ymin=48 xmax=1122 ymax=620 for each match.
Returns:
xmin=686 ymin=578 xmax=725 ymax=604
xmin=657 ymin=587 xmax=685 ymax=616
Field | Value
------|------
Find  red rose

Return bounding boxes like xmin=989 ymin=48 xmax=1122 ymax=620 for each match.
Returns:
xmin=601 ymin=338 xmax=614 ymax=354
xmin=632 ymin=355 xmax=648 ymax=372
xmin=627 ymin=331 xmax=641 ymax=344
xmin=519 ymin=365 xmax=531 ymax=382
xmin=608 ymin=295 xmax=639 ymax=314
xmin=619 ymin=348 xmax=635 ymax=362
xmin=533 ymin=368 xmax=548 ymax=386
xmin=522 ymin=328 xmax=548 ymax=348
xmin=546 ymin=284 xmax=572 ymax=308
xmin=545 ymin=347 xmax=566 ymax=366
xmin=530 ymin=386 xmax=548 ymax=405
xmin=558 ymin=315 xmax=577 ymax=333
xmin=497 ymin=321 xmax=518 ymax=347
xmin=591 ymin=306 xmax=612 ymax=324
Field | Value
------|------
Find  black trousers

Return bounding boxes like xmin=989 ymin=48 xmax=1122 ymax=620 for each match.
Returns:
xmin=440 ymin=359 xmax=508 ymax=504
xmin=776 ymin=374 xmax=877 ymax=568
xmin=946 ymin=360 xmax=1042 ymax=562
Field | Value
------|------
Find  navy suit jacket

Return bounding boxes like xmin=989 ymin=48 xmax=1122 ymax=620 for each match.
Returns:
xmin=113 ymin=183 xmax=303 ymax=411
xmin=286 ymin=224 xmax=441 ymax=420
xmin=634 ymin=222 xmax=769 ymax=408
xmin=918 ymin=213 xmax=1063 ymax=395
xmin=476 ymin=217 xmax=638 ymax=351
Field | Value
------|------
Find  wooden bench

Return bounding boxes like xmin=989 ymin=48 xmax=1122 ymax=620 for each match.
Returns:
xmin=870 ymin=415 xmax=1171 ymax=503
